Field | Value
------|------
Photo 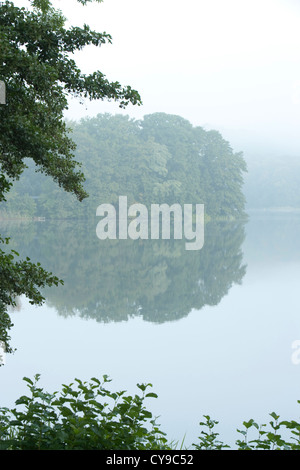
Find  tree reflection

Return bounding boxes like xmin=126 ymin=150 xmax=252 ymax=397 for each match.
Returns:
xmin=3 ymin=219 xmax=247 ymax=324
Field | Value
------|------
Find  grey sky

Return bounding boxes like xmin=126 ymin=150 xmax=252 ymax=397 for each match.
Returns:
xmin=11 ymin=0 xmax=300 ymax=155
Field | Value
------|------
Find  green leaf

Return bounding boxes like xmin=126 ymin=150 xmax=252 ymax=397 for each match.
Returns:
xmin=22 ymin=377 xmax=34 ymax=386
xmin=145 ymin=393 xmax=158 ymax=399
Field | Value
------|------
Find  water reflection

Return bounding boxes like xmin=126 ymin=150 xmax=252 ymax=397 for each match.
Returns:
xmin=2 ymin=219 xmax=247 ymax=324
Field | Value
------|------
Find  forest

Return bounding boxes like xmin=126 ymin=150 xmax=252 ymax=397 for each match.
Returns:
xmin=0 ymin=112 xmax=247 ymax=220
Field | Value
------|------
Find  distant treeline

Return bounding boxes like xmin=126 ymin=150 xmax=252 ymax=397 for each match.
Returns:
xmin=243 ymin=154 xmax=300 ymax=211
xmin=0 ymin=112 xmax=247 ymax=219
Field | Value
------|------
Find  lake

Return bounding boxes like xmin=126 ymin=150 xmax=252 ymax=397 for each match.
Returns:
xmin=1 ymin=213 xmax=300 ymax=448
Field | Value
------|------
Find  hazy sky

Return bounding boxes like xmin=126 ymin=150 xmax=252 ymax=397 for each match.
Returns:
xmin=11 ymin=0 xmax=300 ymax=155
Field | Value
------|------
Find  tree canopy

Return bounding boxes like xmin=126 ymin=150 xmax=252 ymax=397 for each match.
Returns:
xmin=0 ymin=0 xmax=141 ymax=202
xmin=0 ymin=0 xmax=141 ymax=354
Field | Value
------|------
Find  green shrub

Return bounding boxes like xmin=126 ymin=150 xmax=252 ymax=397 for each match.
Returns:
xmin=1 ymin=375 xmax=300 ymax=450
xmin=0 ymin=374 xmax=168 ymax=450
xmin=193 ymin=413 xmax=300 ymax=450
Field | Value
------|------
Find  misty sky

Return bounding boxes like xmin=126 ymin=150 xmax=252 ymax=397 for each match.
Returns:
xmin=11 ymin=0 xmax=300 ymax=155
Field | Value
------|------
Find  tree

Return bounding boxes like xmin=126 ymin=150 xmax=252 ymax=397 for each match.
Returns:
xmin=0 ymin=0 xmax=142 ymax=354
xmin=140 ymin=112 xmax=247 ymax=215
xmin=0 ymin=112 xmax=248 ymax=220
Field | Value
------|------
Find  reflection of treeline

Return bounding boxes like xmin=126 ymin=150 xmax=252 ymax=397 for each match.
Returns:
xmin=2 ymin=220 xmax=247 ymax=323
xmin=0 ymin=113 xmax=247 ymax=220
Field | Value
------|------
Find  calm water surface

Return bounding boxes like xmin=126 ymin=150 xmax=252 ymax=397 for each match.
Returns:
xmin=1 ymin=213 xmax=300 ymax=447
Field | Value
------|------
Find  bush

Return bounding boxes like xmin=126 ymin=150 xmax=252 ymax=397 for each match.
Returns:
xmin=1 ymin=375 xmax=300 ymax=450
xmin=193 ymin=413 xmax=300 ymax=450
xmin=0 ymin=374 xmax=168 ymax=450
